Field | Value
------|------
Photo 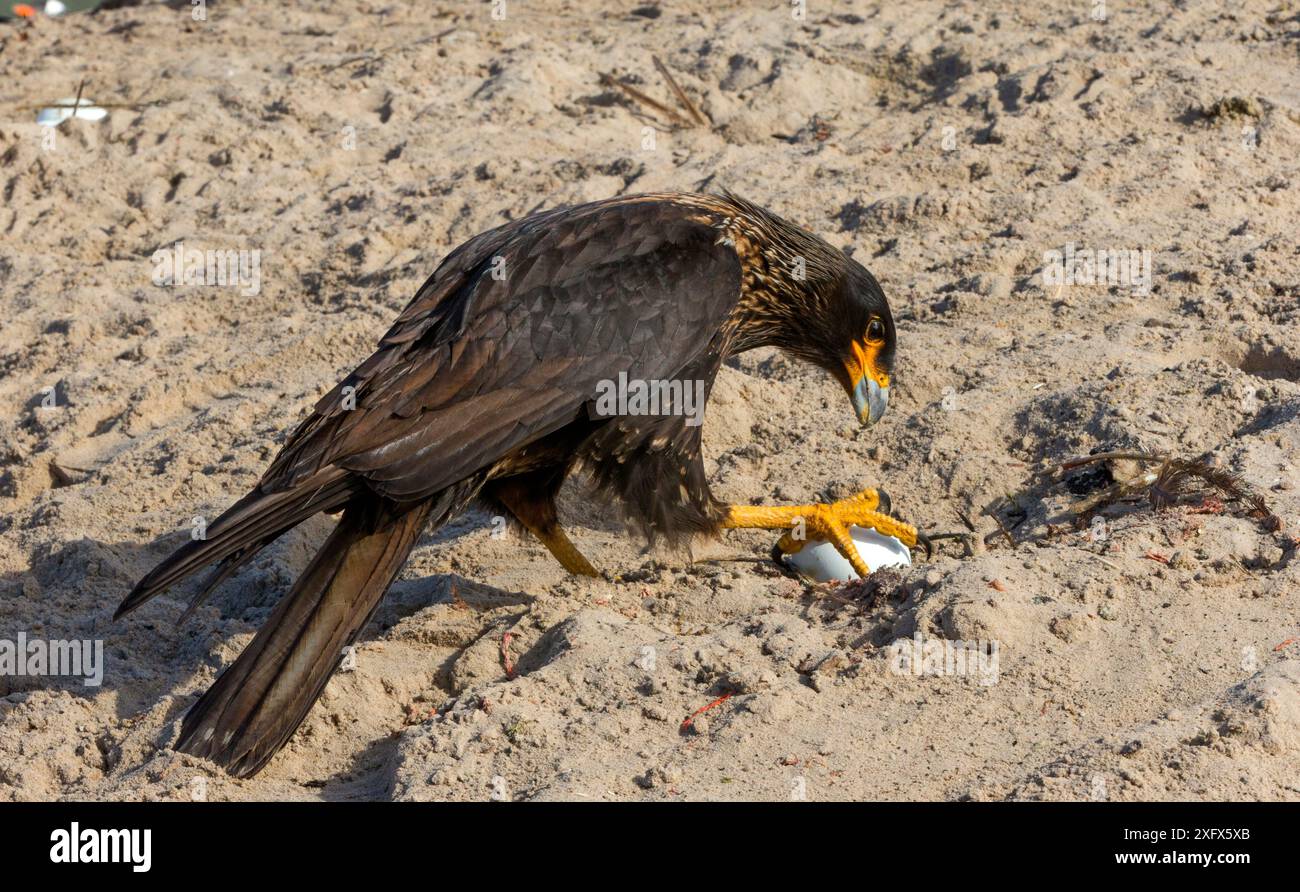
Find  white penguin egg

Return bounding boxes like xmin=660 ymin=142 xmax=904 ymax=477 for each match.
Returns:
xmin=780 ymin=526 xmax=911 ymax=582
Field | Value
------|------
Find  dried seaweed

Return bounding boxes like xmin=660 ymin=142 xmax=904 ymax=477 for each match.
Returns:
xmin=1058 ymin=450 xmax=1281 ymax=532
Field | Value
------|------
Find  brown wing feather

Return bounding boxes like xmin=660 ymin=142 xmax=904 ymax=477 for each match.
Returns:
xmin=262 ymin=196 xmax=743 ymax=503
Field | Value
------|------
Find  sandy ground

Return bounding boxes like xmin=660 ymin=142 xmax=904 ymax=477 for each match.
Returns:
xmin=1 ymin=0 xmax=1298 ymax=801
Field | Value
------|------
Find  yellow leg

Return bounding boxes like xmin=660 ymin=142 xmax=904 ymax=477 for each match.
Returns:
xmin=527 ymin=524 xmax=599 ymax=577
xmin=723 ymin=488 xmax=919 ymax=578
xmin=495 ymin=484 xmax=600 ymax=577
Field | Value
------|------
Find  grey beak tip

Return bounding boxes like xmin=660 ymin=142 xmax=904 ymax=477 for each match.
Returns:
xmin=854 ymin=379 xmax=889 ymax=426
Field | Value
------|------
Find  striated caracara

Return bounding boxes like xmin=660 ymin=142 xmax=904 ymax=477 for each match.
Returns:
xmin=116 ymin=191 xmax=925 ymax=777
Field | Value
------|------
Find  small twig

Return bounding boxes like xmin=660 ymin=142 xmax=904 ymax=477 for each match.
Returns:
xmin=19 ymin=99 xmax=167 ymax=111
xmin=680 ymin=692 xmax=732 ymax=733
xmin=652 ymin=55 xmax=708 ymax=126
xmin=500 ymin=631 xmax=516 ymax=679
xmin=986 ymin=508 xmax=1016 ymax=548
xmin=599 ymin=72 xmax=691 ymax=127
xmin=1068 ymin=483 xmax=1112 ymax=515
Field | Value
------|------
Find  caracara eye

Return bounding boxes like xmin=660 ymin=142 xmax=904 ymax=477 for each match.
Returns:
xmin=866 ymin=319 xmax=884 ymax=342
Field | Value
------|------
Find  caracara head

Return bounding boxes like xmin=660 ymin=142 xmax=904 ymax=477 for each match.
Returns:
xmin=834 ymin=261 xmax=895 ymax=426
xmin=794 ymin=258 xmax=895 ymax=427
xmin=725 ymin=193 xmax=896 ymax=427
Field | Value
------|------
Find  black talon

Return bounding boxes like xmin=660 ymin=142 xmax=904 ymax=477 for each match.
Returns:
xmin=876 ymin=488 xmax=892 ymax=517
xmin=916 ymin=529 xmax=934 ymax=560
xmin=770 ymin=542 xmax=798 ymax=577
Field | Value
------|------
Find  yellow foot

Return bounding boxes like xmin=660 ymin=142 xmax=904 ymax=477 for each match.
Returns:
xmin=723 ymin=488 xmax=923 ymax=578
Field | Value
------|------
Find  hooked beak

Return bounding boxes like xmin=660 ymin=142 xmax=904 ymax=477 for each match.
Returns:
xmin=846 ymin=340 xmax=890 ymax=426
xmin=851 ymin=375 xmax=889 ymax=426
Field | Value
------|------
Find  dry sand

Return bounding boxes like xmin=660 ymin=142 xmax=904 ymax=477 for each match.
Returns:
xmin=1 ymin=0 xmax=1298 ymax=801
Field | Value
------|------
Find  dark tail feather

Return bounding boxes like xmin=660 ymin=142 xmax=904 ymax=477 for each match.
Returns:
xmin=174 ymin=496 xmax=434 ymax=778
xmin=115 ymin=469 xmax=356 ymax=620
xmin=178 ymin=542 xmax=268 ymax=623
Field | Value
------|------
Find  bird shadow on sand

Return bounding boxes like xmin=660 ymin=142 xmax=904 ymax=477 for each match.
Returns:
xmin=300 ymin=572 xmax=534 ymax=802
xmin=0 ymin=519 xmax=536 ymax=793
